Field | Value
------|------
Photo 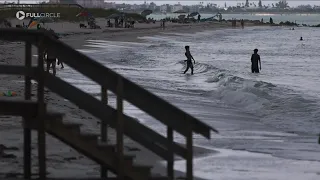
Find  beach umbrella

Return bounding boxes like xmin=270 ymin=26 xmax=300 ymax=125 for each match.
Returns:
xmin=189 ymin=12 xmax=199 ymax=17
xmin=27 ymin=17 xmax=35 ymax=27
xmin=173 ymin=10 xmax=187 ymax=13
xmin=141 ymin=9 xmax=152 ymax=16
xmin=28 ymin=20 xmax=38 ymax=28
xmin=76 ymin=11 xmax=92 ymax=17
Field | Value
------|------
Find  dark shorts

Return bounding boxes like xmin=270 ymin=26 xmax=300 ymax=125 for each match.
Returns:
xmin=187 ymin=61 xmax=193 ymax=68
xmin=46 ymin=58 xmax=56 ymax=63
xmin=251 ymin=67 xmax=259 ymax=73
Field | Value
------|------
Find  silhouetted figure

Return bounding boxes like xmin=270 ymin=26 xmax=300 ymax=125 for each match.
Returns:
xmin=251 ymin=49 xmax=261 ymax=73
xmin=241 ymin=19 xmax=244 ymax=29
xmin=300 ymin=37 xmax=303 ymax=41
xmin=197 ymin=14 xmax=201 ymax=22
xmin=231 ymin=18 xmax=237 ymax=28
xmin=115 ymin=18 xmax=118 ymax=28
xmin=261 ymin=18 xmax=264 ymax=23
xmin=183 ymin=46 xmax=196 ymax=75
xmin=43 ymin=30 xmax=64 ymax=76
xmin=269 ymin=17 xmax=273 ymax=24
xmin=161 ymin=19 xmax=165 ymax=29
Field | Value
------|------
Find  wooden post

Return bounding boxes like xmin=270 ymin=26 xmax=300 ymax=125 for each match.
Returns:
xmin=37 ymin=41 xmax=46 ymax=179
xmin=116 ymin=76 xmax=124 ymax=179
xmin=100 ymin=85 xmax=108 ymax=179
xmin=167 ymin=127 xmax=174 ymax=180
xmin=186 ymin=116 xmax=193 ymax=180
xmin=23 ymin=42 xmax=32 ymax=179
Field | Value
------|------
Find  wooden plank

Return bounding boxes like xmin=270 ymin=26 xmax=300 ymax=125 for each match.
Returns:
xmin=0 ymin=65 xmax=37 ymax=76
xmin=116 ymin=76 xmax=124 ymax=179
xmin=37 ymin=44 xmax=46 ymax=179
xmin=0 ymin=28 xmax=38 ymax=43
xmin=43 ymin=120 xmax=151 ymax=180
xmin=121 ymin=79 xmax=218 ymax=137
xmin=36 ymin=73 xmax=187 ymax=160
xmin=0 ymin=99 xmax=39 ymax=117
xmin=100 ymin=86 xmax=108 ymax=178
xmin=24 ymin=42 xmax=32 ymax=179
xmin=167 ymin=127 xmax=174 ymax=180
xmin=186 ymin=120 xmax=193 ymax=180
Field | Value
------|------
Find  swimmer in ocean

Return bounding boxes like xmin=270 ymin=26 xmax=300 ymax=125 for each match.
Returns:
xmin=183 ymin=46 xmax=196 ymax=75
xmin=251 ymin=49 xmax=261 ymax=73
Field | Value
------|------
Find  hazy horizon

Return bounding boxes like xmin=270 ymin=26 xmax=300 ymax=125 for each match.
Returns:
xmin=1 ymin=0 xmax=320 ymax=7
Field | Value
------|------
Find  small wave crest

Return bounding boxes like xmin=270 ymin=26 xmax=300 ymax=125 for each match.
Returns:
xmin=206 ymin=69 xmax=320 ymax=134
xmin=177 ymin=61 xmax=217 ymax=74
xmin=211 ymin=73 xmax=273 ymax=111
xmin=147 ymin=43 xmax=173 ymax=48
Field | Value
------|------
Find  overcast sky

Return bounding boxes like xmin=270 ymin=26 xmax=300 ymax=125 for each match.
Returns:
xmin=1 ymin=0 xmax=320 ymax=7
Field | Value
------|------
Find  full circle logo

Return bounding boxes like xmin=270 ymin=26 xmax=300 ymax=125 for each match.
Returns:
xmin=16 ymin=11 xmax=26 ymax=20
xmin=16 ymin=11 xmax=60 ymax=20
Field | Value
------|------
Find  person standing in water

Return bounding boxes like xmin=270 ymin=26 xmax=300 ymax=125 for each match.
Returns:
xmin=251 ymin=49 xmax=261 ymax=73
xmin=183 ymin=46 xmax=196 ymax=75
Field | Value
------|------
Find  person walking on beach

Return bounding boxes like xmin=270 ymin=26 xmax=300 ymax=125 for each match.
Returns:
xmin=269 ymin=17 xmax=273 ymax=24
xmin=44 ymin=48 xmax=57 ymax=76
xmin=241 ymin=19 xmax=244 ymax=29
xmin=43 ymin=29 xmax=62 ymax=76
xmin=161 ymin=19 xmax=166 ymax=29
xmin=197 ymin=14 xmax=201 ymax=22
xmin=183 ymin=46 xmax=196 ymax=75
xmin=232 ymin=19 xmax=236 ymax=28
xmin=251 ymin=49 xmax=261 ymax=73
xmin=49 ymin=29 xmax=64 ymax=69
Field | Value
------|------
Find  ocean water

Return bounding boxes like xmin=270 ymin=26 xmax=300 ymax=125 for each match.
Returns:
xmin=58 ymin=26 xmax=320 ymax=179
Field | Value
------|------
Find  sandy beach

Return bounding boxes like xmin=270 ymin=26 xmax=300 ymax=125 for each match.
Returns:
xmin=0 ymin=19 xmax=241 ymax=179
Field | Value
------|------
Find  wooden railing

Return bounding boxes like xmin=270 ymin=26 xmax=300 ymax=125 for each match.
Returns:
xmin=0 ymin=28 xmax=218 ymax=180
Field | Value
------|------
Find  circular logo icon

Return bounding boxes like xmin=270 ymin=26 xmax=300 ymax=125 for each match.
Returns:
xmin=16 ymin=11 xmax=26 ymax=20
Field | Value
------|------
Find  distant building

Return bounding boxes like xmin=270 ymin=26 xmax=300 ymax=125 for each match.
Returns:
xmin=105 ymin=2 xmax=116 ymax=9
xmin=77 ymin=0 xmax=104 ymax=8
xmin=149 ymin=2 xmax=156 ymax=10
xmin=49 ymin=0 xmax=76 ymax=3
xmin=189 ymin=5 xmax=200 ymax=12
xmin=130 ymin=4 xmax=140 ymax=10
xmin=160 ymin=5 xmax=167 ymax=13
xmin=172 ymin=4 xmax=183 ymax=12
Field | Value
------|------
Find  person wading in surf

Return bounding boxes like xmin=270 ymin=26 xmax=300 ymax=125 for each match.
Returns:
xmin=183 ymin=46 xmax=196 ymax=75
xmin=251 ymin=48 xmax=261 ymax=73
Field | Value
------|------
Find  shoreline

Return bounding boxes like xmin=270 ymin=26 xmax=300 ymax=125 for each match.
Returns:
xmin=58 ymin=20 xmax=265 ymax=49
xmin=0 ymin=20 xmax=235 ymax=179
